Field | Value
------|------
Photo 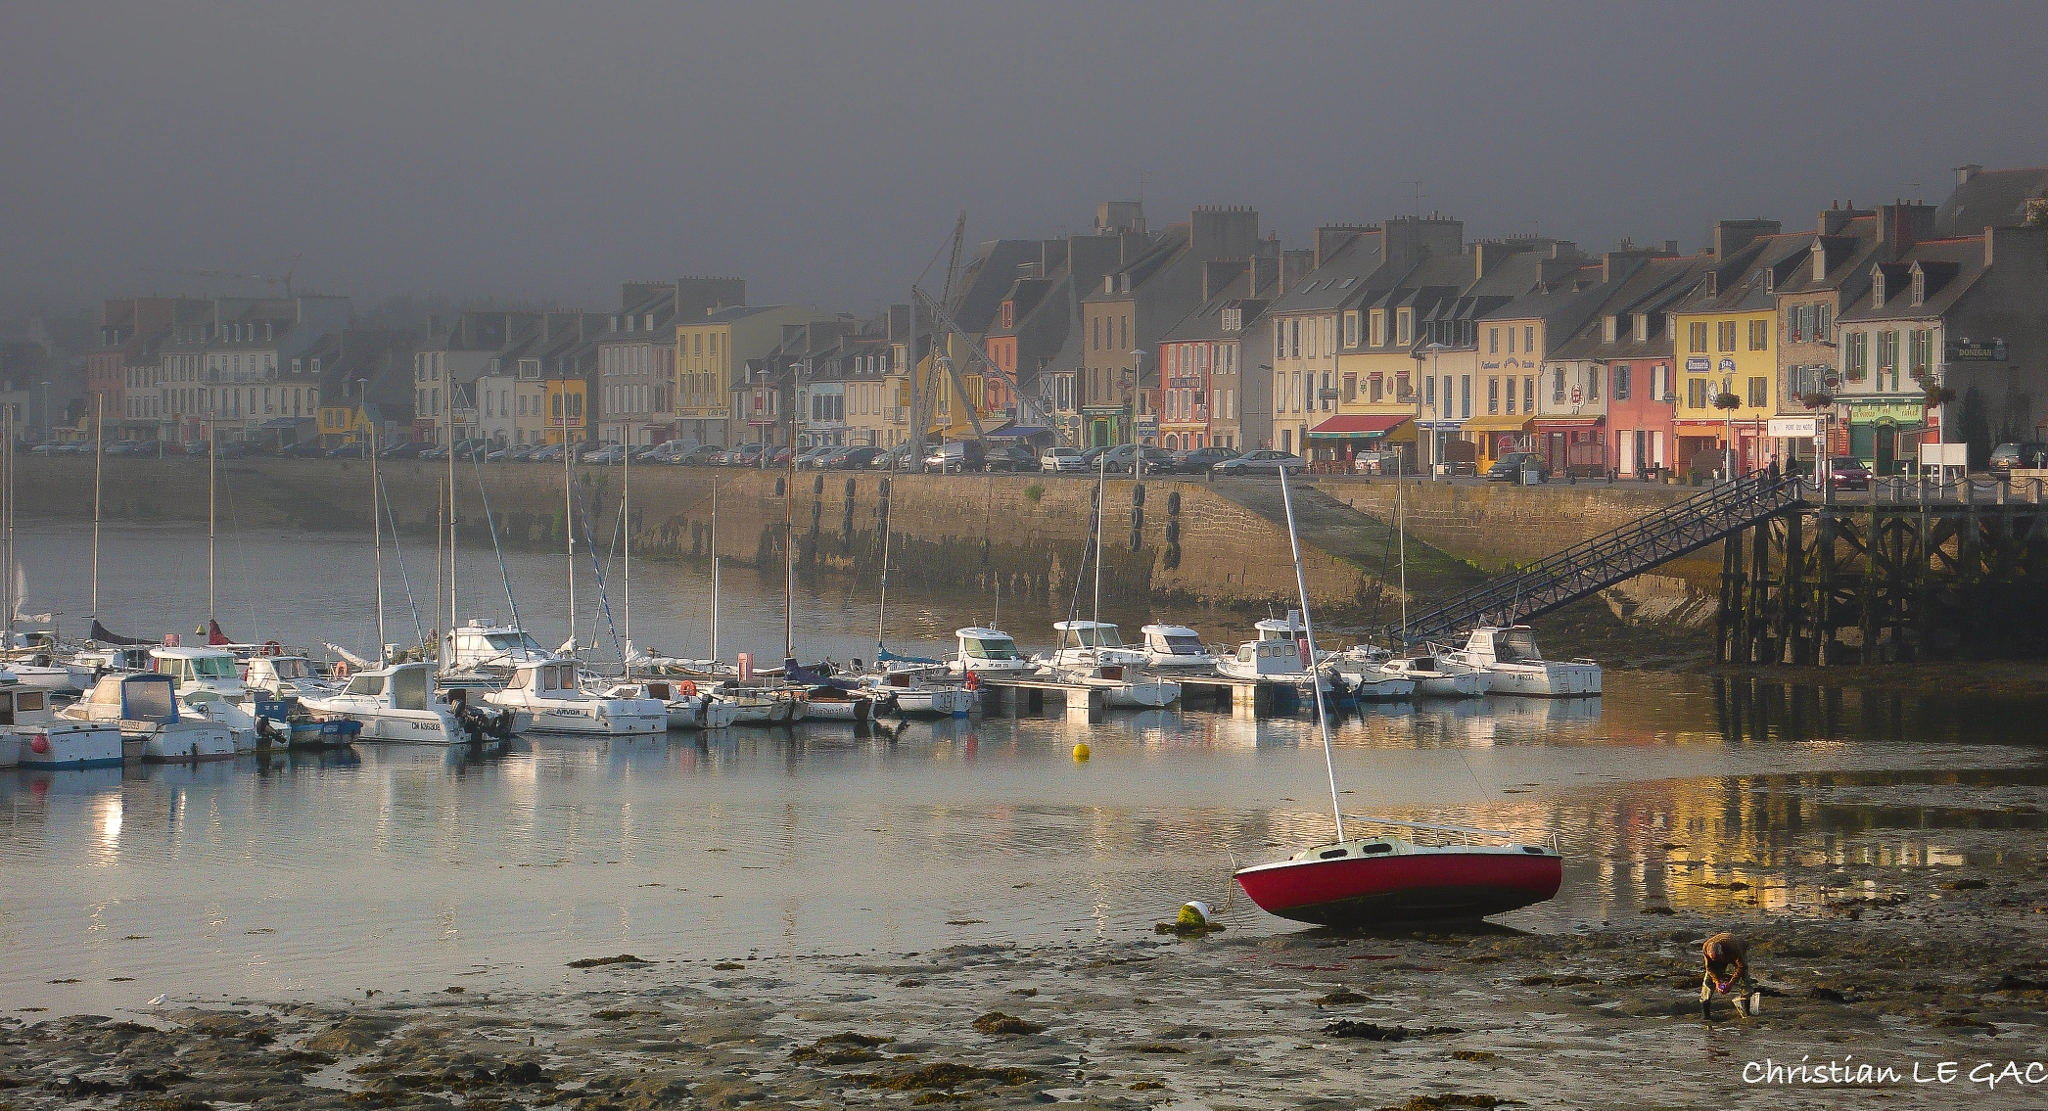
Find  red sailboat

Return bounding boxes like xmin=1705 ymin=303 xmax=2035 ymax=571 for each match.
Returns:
xmin=1232 ymin=468 xmax=1562 ymax=928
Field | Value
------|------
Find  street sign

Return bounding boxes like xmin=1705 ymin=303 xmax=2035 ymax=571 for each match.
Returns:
xmin=1767 ymin=417 xmax=1817 ymax=438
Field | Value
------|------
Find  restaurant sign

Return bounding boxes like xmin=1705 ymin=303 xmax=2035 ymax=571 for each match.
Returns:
xmin=1950 ymin=339 xmax=2007 ymax=361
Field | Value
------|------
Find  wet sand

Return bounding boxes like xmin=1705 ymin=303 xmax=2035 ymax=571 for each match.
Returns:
xmin=6 ymin=821 xmax=2043 ymax=1111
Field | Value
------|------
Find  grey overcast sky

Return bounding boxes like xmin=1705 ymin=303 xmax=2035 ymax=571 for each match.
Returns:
xmin=5 ymin=1 xmax=2045 ymax=321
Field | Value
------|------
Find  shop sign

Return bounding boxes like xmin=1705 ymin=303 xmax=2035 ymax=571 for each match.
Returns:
xmin=1767 ymin=417 xmax=1817 ymax=438
xmin=1950 ymin=339 xmax=2006 ymax=361
xmin=1685 ymin=356 xmax=1710 ymax=372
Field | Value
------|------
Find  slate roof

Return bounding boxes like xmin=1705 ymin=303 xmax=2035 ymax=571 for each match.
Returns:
xmin=1262 ymin=234 xmax=1386 ymax=316
xmin=1935 ymin=167 xmax=2048 ymax=237
xmin=1835 ymin=237 xmax=1988 ymax=323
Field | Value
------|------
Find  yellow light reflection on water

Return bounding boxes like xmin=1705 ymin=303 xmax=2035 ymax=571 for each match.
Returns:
xmin=90 ymin=794 xmax=122 ymax=866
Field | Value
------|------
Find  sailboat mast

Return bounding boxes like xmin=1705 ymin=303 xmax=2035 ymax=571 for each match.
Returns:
xmin=1091 ymin=452 xmax=1105 ymax=627
xmin=1397 ymin=475 xmax=1408 ymax=641
xmin=371 ymin=422 xmax=387 ymax=661
xmin=622 ymin=430 xmax=631 ymax=648
xmin=783 ymin=402 xmax=795 ymax=661
xmin=564 ymin=424 xmax=576 ymax=654
xmin=446 ymin=382 xmax=457 ymax=657
xmin=875 ymin=482 xmax=892 ymax=650
xmin=1278 ymin=466 xmax=1346 ymax=843
xmin=91 ymin=395 xmax=103 ymax=617
xmin=709 ymin=481 xmax=719 ymax=661
xmin=3 ymin=407 xmax=12 ymax=641
xmin=208 ymin=416 xmax=216 ymax=623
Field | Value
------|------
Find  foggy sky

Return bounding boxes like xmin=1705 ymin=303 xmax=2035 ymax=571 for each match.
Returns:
xmin=6 ymin=1 xmax=2046 ymax=323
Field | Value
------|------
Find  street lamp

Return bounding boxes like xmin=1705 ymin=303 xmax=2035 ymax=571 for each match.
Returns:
xmin=1422 ymin=342 xmax=1447 ymax=481
xmin=1128 ymin=349 xmax=1147 ymax=455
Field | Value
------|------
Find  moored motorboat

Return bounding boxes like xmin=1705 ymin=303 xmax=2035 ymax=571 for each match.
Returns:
xmin=300 ymin=661 xmax=519 ymax=745
xmin=603 ymin=679 xmax=740 ymax=730
xmin=948 ymin=626 xmax=1036 ymax=680
xmin=1448 ymin=626 xmax=1600 ymax=697
xmin=62 ymin=673 xmax=236 ymax=763
xmin=862 ymin=672 xmax=975 ymax=718
xmin=1035 ymin=620 xmax=1149 ymax=671
xmin=1377 ymin=653 xmax=1487 ymax=698
xmin=1138 ymin=624 xmax=1218 ymax=672
xmin=3 ymin=674 xmax=123 ymax=770
xmin=485 ymin=661 xmax=666 ymax=736
xmin=1040 ymin=662 xmax=1180 ymax=709
xmin=799 ymin=685 xmax=873 ymax=724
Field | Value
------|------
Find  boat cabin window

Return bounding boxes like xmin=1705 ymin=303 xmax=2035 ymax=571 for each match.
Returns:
xmin=90 ymin=681 xmax=124 ymax=706
xmin=271 ymin=658 xmax=313 ymax=680
xmin=345 ymin=673 xmax=387 ymax=697
xmin=963 ymin=636 xmax=1018 ymax=660
xmin=1066 ymin=625 xmax=1121 ymax=648
xmin=1498 ymin=628 xmax=1540 ymax=663
xmin=485 ymin=632 xmax=544 ymax=653
xmin=391 ymin=667 xmax=430 ymax=711
xmin=191 ymin=654 xmax=238 ymax=679
xmin=1237 ymin=646 xmax=1255 ymax=663
xmin=17 ymin=691 xmax=43 ymax=713
xmin=1152 ymin=632 xmax=1204 ymax=655
xmin=124 ymin=681 xmax=176 ymax=723
xmin=645 ymin=682 xmax=670 ymax=700
xmin=0 ymin=691 xmax=11 ymax=724
xmin=504 ymin=668 xmax=530 ymax=690
xmin=1360 ymin=843 xmax=1393 ymax=855
xmin=1412 ymin=656 xmax=1435 ymax=670
xmin=1318 ymin=848 xmax=1349 ymax=859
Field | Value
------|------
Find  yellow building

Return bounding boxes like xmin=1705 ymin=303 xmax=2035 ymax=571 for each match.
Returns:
xmin=542 ymin=379 xmax=587 ymax=446
xmin=674 ymin=305 xmax=832 ymax=448
xmin=1667 ymin=223 xmax=1809 ymax=474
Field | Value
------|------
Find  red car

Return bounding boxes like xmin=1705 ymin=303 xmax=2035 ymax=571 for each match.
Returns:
xmin=1819 ymin=456 xmax=1871 ymax=491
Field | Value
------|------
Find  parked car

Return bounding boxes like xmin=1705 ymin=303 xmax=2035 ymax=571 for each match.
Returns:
xmin=213 ymin=441 xmax=251 ymax=460
xmin=528 ymin=444 xmax=565 ymax=464
xmin=378 ymin=440 xmax=429 ymax=460
xmin=279 ymin=442 xmax=327 ymax=459
xmin=1094 ymin=444 xmax=1171 ymax=475
xmin=675 ymin=444 xmax=723 ymax=465
xmin=579 ymin=444 xmax=626 ymax=466
xmin=1212 ymin=449 xmax=1305 ymax=476
xmin=871 ymin=444 xmax=917 ymax=471
xmin=1484 ymin=452 xmax=1549 ymax=482
xmin=814 ymin=445 xmax=881 ymax=470
xmin=1040 ymin=447 xmax=1086 ymax=473
xmin=1989 ymin=441 xmax=2048 ymax=478
xmin=1166 ymin=445 xmax=1238 ymax=474
xmin=1818 ymin=455 xmax=1872 ymax=491
xmin=642 ymin=440 xmax=694 ymax=465
xmin=922 ymin=440 xmax=985 ymax=474
xmin=981 ymin=444 xmax=1041 ymax=473
xmin=1078 ymin=446 xmax=1111 ymax=469
xmin=722 ymin=443 xmax=766 ymax=467
xmin=796 ymin=446 xmax=837 ymax=469
xmin=104 ymin=440 xmax=148 ymax=456
xmin=325 ymin=444 xmax=367 ymax=459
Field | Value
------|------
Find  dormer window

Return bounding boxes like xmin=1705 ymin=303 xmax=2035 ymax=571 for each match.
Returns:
xmin=1602 ymin=316 xmax=1618 ymax=343
xmin=1910 ymin=268 xmax=1925 ymax=306
xmin=1634 ymin=313 xmax=1649 ymax=343
xmin=1871 ymin=270 xmax=1886 ymax=307
xmin=1763 ymin=269 xmax=1774 ymax=295
xmin=1105 ymin=275 xmax=1115 ymax=294
xmin=1813 ymin=247 xmax=1828 ymax=282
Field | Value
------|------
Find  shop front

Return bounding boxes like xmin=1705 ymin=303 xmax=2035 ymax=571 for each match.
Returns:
xmin=1843 ymin=399 xmax=1929 ymax=475
xmin=1305 ymin=414 xmax=1415 ymax=474
xmin=1531 ymin=417 xmax=1606 ymax=477
xmin=1461 ymin=414 xmax=1533 ymax=469
xmin=1673 ymin=418 xmax=1774 ymax=478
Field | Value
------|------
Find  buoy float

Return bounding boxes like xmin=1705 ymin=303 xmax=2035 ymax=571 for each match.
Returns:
xmin=30 ymin=733 xmax=50 ymax=755
xmin=1072 ymin=741 xmax=1090 ymax=761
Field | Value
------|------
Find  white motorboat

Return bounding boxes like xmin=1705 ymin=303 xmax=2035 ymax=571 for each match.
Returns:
xmin=484 ymin=661 xmax=666 ymax=736
xmin=1138 ymin=624 xmax=1218 ymax=671
xmin=301 ymin=661 xmax=521 ymax=745
xmin=150 ymin=645 xmax=248 ymax=701
xmin=714 ymin=685 xmax=808 ymax=726
xmin=2 ymin=675 xmax=124 ymax=770
xmin=1339 ymin=671 xmax=1415 ymax=702
xmin=243 ymin=654 xmax=339 ymax=700
xmin=948 ymin=627 xmax=1037 ymax=679
xmin=797 ymin=685 xmax=873 ymax=724
xmin=62 ymin=673 xmax=236 ymax=763
xmin=1449 ymin=626 xmax=1601 ymax=697
xmin=1035 ymin=620 xmax=1150 ymax=671
xmin=1043 ymin=662 xmax=1180 ymax=708
xmin=1378 ymin=653 xmax=1487 ymax=698
xmin=445 ymin=620 xmax=559 ymax=677
xmin=1216 ymin=638 xmax=1312 ymax=682
xmin=178 ymin=690 xmax=263 ymax=752
xmin=603 ymin=679 xmax=740 ymax=730
xmin=863 ymin=672 xmax=975 ymax=718
xmin=71 ymin=643 xmax=153 ymax=679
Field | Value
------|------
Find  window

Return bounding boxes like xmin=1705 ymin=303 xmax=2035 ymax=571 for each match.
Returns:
xmin=1369 ymin=374 xmax=1383 ymax=402
xmin=1614 ymin=364 xmax=1632 ymax=401
xmin=1689 ymin=322 xmax=1708 ymax=352
xmin=1506 ymin=327 xmax=1515 ymax=354
xmin=1846 ymin=331 xmax=1868 ymax=380
xmin=1093 ymin=318 xmax=1102 ymax=350
xmin=1290 ymin=319 xmax=1301 ymax=358
xmin=1487 ymin=377 xmax=1500 ymax=413
xmin=1460 ymin=375 xmax=1471 ymax=418
xmin=1370 ymin=311 xmax=1385 ymax=347
xmin=1342 ymin=375 xmax=1356 ymax=402
xmin=1749 ymin=319 xmax=1769 ymax=351
xmin=1788 ymin=306 xmax=1804 ymax=344
xmin=1397 ymin=310 xmax=1412 ymax=346
xmin=1552 ymin=368 xmax=1566 ymax=403
xmin=1524 ymin=325 xmax=1534 ymax=353
xmin=1523 ymin=376 xmax=1534 ymax=410
xmin=1505 ymin=379 xmax=1516 ymax=413
xmin=1687 ymin=379 xmax=1708 ymax=409
xmin=1748 ymin=376 xmax=1768 ymax=407
xmin=1816 ymin=304 xmax=1832 ymax=341
xmin=1425 ymin=375 xmax=1437 ymax=406
xmin=1489 ymin=328 xmax=1499 ymax=354
xmin=1717 ymin=321 xmax=1737 ymax=351
xmin=1343 ymin=312 xmax=1358 ymax=348
xmin=1909 ymin=328 xmax=1933 ymax=376
xmin=1877 ymin=329 xmax=1898 ymax=370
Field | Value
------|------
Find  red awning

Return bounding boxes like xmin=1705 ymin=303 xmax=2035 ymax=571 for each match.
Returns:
xmin=1532 ymin=417 xmax=1604 ymax=428
xmin=1306 ymin=414 xmax=1410 ymax=438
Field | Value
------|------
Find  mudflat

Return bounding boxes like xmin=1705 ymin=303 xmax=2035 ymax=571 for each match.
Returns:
xmin=6 ymin=826 xmax=2042 ymax=1110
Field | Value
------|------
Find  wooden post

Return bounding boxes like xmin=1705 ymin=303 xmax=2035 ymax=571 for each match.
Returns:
xmin=1815 ymin=510 xmax=1834 ymax=665
xmin=1860 ymin=498 xmax=1879 ymax=662
xmin=1749 ymin=516 xmax=1771 ymax=664
xmin=1717 ymin=533 xmax=1741 ymax=663
xmin=1781 ymin=509 xmax=1806 ymax=665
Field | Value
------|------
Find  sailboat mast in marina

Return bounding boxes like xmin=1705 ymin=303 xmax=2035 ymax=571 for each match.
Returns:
xmin=709 ymin=481 xmax=719 ymax=662
xmin=564 ymin=420 xmax=576 ymax=655
xmin=208 ymin=415 xmax=216 ymax=624
xmin=371 ymin=421 xmax=386 ymax=660
xmin=91 ymin=395 xmax=103 ymax=619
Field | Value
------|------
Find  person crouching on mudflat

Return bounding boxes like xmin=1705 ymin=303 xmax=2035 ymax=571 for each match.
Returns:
xmin=1700 ymin=931 xmax=1761 ymax=1019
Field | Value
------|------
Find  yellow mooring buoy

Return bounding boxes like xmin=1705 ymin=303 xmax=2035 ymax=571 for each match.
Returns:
xmin=1072 ymin=742 xmax=1091 ymax=761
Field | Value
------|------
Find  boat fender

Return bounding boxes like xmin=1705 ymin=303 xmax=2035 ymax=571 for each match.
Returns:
xmin=333 ymin=660 xmax=352 ymax=679
xmin=29 ymin=733 xmax=49 ymax=754
xmin=963 ymin=671 xmax=980 ymax=691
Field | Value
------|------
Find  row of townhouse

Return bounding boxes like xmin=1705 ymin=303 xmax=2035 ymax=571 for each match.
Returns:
xmin=1144 ymin=165 xmax=2048 ymax=477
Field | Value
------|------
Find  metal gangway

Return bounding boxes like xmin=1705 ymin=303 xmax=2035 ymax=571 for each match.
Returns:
xmin=1394 ymin=473 xmax=1803 ymax=643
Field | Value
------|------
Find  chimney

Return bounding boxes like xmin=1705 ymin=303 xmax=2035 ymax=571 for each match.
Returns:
xmin=1956 ymin=164 xmax=1983 ymax=185
xmin=1202 ymin=258 xmax=1249 ymax=302
xmin=1313 ymin=225 xmax=1366 ymax=268
xmin=1712 ymin=219 xmax=1780 ymax=259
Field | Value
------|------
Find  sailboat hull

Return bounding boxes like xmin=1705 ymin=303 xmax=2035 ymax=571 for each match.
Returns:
xmin=1235 ymin=845 xmax=1561 ymax=926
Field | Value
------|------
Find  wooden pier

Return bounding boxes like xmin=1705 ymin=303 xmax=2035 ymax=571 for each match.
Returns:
xmin=1716 ymin=477 xmax=2048 ymax=664
xmin=975 ymin=674 xmax=1309 ymax=721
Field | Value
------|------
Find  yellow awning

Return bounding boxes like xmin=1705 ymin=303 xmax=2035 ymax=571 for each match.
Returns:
xmin=1461 ymin=414 xmax=1533 ymax=433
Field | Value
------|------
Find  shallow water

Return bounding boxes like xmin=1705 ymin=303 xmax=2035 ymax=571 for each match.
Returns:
xmin=2 ymin=523 xmax=2044 ymax=1015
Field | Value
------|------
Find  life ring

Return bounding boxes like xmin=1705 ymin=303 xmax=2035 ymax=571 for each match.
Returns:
xmin=264 ymin=640 xmax=282 ymax=656
xmin=963 ymin=670 xmax=980 ymax=691
xmin=673 ymin=679 xmax=697 ymax=698
xmin=332 ymin=660 xmax=352 ymax=679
